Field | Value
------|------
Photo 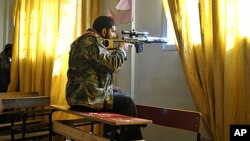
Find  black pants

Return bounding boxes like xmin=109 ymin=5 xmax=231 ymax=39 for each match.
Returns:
xmin=70 ymin=93 xmax=143 ymax=141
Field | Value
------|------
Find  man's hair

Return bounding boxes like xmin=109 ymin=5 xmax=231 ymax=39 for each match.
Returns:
xmin=4 ymin=44 xmax=13 ymax=53
xmin=93 ymin=16 xmax=115 ymax=34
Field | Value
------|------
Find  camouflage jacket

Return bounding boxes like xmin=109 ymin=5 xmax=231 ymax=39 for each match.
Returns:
xmin=66 ymin=29 xmax=127 ymax=110
xmin=0 ymin=52 xmax=11 ymax=92
xmin=0 ymin=52 xmax=11 ymax=74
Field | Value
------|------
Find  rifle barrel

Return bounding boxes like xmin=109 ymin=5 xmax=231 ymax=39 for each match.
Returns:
xmin=145 ymin=37 xmax=168 ymax=43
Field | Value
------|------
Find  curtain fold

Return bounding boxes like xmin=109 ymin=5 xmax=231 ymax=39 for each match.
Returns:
xmin=162 ymin=0 xmax=250 ymax=141
xmin=9 ymin=0 xmax=100 ymax=121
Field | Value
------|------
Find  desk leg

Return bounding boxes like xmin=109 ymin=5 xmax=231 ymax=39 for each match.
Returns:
xmin=22 ymin=112 xmax=27 ymax=140
xmin=91 ymin=121 xmax=94 ymax=133
xmin=49 ymin=109 xmax=56 ymax=141
xmin=110 ymin=128 xmax=117 ymax=141
xmin=11 ymin=113 xmax=15 ymax=140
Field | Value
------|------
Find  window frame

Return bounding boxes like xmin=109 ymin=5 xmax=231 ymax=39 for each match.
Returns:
xmin=162 ymin=9 xmax=176 ymax=51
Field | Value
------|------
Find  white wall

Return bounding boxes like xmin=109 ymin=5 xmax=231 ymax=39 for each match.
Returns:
xmin=0 ymin=0 xmax=14 ymax=51
xmin=101 ymin=0 xmax=197 ymax=141
xmin=100 ymin=0 xmax=134 ymax=97
xmin=0 ymin=0 xmax=7 ymax=51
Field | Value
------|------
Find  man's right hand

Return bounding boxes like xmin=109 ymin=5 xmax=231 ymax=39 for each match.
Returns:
xmin=118 ymin=42 xmax=132 ymax=53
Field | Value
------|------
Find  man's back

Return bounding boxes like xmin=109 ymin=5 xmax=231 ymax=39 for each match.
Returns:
xmin=66 ymin=29 xmax=126 ymax=110
xmin=0 ymin=51 xmax=11 ymax=92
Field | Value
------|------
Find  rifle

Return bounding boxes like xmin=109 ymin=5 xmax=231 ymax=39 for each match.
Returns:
xmin=104 ymin=29 xmax=168 ymax=53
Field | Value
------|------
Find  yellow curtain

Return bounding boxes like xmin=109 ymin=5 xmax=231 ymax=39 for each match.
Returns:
xmin=162 ymin=0 xmax=250 ymax=141
xmin=9 ymin=0 xmax=99 ymax=115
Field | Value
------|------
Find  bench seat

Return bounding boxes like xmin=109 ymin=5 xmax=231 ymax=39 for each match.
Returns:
xmin=50 ymin=105 xmax=152 ymax=141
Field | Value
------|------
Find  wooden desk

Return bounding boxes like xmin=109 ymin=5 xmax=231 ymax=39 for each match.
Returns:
xmin=51 ymin=105 xmax=152 ymax=126
xmin=0 ymin=92 xmax=39 ymax=99
xmin=1 ymin=96 xmax=50 ymax=110
xmin=136 ymin=104 xmax=202 ymax=141
xmin=51 ymin=105 xmax=152 ymax=141
xmin=0 ymin=92 xmax=41 ymax=110
xmin=0 ymin=93 xmax=53 ymax=141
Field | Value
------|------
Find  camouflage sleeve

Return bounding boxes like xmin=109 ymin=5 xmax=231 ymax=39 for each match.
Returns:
xmin=0 ymin=54 xmax=10 ymax=74
xmin=89 ymin=39 xmax=127 ymax=73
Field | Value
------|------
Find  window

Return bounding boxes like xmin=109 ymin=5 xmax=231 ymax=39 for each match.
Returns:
xmin=162 ymin=9 xmax=176 ymax=51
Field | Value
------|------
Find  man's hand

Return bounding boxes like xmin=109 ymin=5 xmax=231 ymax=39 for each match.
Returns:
xmin=118 ymin=42 xmax=132 ymax=53
xmin=113 ymin=86 xmax=122 ymax=93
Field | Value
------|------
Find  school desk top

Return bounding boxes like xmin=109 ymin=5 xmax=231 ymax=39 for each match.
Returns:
xmin=50 ymin=104 xmax=152 ymax=126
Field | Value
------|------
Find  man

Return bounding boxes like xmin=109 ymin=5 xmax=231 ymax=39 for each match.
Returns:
xmin=0 ymin=44 xmax=13 ymax=92
xmin=66 ymin=16 xmax=143 ymax=141
xmin=0 ymin=44 xmax=13 ymax=123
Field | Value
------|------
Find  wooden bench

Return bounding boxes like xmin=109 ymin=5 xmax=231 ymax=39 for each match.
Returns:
xmin=136 ymin=104 xmax=202 ymax=141
xmin=0 ymin=92 xmax=54 ymax=141
xmin=51 ymin=105 xmax=152 ymax=141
